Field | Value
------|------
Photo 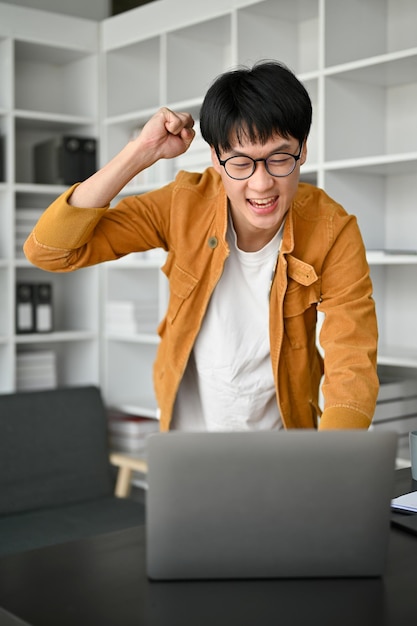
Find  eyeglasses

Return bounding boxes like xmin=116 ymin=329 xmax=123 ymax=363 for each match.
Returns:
xmin=216 ymin=143 xmax=303 ymax=180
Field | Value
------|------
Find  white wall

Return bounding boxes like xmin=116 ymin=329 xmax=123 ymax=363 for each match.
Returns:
xmin=0 ymin=0 xmax=111 ymax=20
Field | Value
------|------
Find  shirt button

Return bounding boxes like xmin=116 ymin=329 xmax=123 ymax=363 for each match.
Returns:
xmin=208 ymin=236 xmax=218 ymax=249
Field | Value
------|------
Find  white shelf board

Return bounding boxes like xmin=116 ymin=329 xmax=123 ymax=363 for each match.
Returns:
xmin=14 ymin=182 xmax=69 ymax=195
xmin=112 ymin=401 xmax=158 ymax=419
xmin=104 ymin=256 xmax=165 ymax=270
xmin=323 ymin=152 xmax=417 ymax=175
xmin=117 ymin=181 xmax=172 ymax=196
xmin=378 ymin=345 xmax=417 ymax=368
xmin=324 ymin=47 xmax=417 ymax=79
xmin=15 ymin=330 xmax=97 ymax=344
xmin=104 ymin=97 xmax=204 ymax=128
xmin=104 ymin=107 xmax=159 ymax=127
xmin=14 ymin=109 xmax=95 ymax=128
xmin=367 ymin=251 xmax=417 ymax=265
xmin=106 ymin=332 xmax=159 ymax=345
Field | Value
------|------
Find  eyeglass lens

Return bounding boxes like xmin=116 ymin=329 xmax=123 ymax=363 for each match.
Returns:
xmin=224 ymin=154 xmax=297 ymax=179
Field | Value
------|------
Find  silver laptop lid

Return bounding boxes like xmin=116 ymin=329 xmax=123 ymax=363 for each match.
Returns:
xmin=146 ymin=430 xmax=397 ymax=580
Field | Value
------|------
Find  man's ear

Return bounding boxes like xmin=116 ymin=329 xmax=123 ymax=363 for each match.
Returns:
xmin=210 ymin=146 xmax=222 ymax=173
xmin=300 ymin=140 xmax=308 ymax=166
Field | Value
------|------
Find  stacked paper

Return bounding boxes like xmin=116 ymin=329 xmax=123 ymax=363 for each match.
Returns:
xmin=106 ymin=300 xmax=158 ymax=334
xmin=108 ymin=410 xmax=159 ymax=453
xmin=15 ymin=209 xmax=44 ymax=258
xmin=16 ymin=351 xmax=57 ymax=391
xmin=391 ymin=491 xmax=417 ymax=513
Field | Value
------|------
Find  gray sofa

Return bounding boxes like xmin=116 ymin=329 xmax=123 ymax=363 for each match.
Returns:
xmin=0 ymin=385 xmax=146 ymax=556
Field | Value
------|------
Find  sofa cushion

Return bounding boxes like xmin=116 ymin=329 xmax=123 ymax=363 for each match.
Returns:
xmin=0 ymin=497 xmax=145 ymax=556
xmin=0 ymin=386 xmax=114 ymax=516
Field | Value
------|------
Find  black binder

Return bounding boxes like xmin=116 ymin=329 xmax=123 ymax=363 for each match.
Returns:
xmin=34 ymin=283 xmax=53 ymax=332
xmin=34 ymin=135 xmax=97 ymax=185
xmin=16 ymin=283 xmax=35 ymax=334
xmin=16 ymin=282 xmax=53 ymax=333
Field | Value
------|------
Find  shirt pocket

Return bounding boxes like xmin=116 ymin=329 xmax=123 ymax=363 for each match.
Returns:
xmin=166 ymin=263 xmax=199 ymax=324
xmin=282 ymin=255 xmax=321 ymax=349
xmin=283 ymin=280 xmax=321 ymax=318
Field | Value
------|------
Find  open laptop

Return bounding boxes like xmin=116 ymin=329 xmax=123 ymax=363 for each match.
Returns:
xmin=146 ymin=430 xmax=397 ymax=580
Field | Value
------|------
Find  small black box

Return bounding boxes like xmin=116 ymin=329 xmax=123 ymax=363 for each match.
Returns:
xmin=34 ymin=136 xmax=97 ymax=185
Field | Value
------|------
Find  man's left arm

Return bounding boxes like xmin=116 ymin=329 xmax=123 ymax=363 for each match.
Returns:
xmin=317 ymin=214 xmax=379 ymax=430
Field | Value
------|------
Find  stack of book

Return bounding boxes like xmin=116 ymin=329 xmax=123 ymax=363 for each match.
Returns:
xmin=16 ymin=351 xmax=57 ymax=391
xmin=108 ymin=410 xmax=159 ymax=454
xmin=15 ymin=209 xmax=44 ymax=258
xmin=106 ymin=300 xmax=158 ymax=334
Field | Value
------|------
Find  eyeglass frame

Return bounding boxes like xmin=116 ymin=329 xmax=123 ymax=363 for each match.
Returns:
xmin=215 ymin=142 xmax=303 ymax=180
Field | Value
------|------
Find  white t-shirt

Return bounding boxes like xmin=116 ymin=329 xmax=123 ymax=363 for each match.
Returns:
xmin=171 ymin=217 xmax=283 ymax=432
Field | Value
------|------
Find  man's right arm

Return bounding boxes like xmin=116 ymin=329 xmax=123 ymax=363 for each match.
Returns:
xmin=68 ymin=107 xmax=195 ymax=209
xmin=23 ymin=108 xmax=195 ymax=270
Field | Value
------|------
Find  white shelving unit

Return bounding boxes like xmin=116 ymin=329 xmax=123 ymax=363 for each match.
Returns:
xmin=0 ymin=3 xmax=101 ymax=393
xmin=1 ymin=0 xmax=417 ymax=456
xmin=99 ymin=0 xmax=417 ymax=457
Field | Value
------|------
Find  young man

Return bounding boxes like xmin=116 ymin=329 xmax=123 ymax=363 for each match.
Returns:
xmin=24 ymin=61 xmax=379 ymax=432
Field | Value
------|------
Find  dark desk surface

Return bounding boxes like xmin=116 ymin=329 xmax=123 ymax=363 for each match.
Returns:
xmin=0 ymin=469 xmax=416 ymax=626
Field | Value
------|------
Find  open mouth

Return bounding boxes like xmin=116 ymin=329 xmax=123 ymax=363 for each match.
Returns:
xmin=247 ymin=196 xmax=278 ymax=214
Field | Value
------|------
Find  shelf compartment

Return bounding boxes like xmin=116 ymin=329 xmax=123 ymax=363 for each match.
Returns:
xmin=322 ymin=162 xmax=417 ymax=251
xmin=0 ymin=268 xmax=11 ymax=336
xmin=15 ymin=339 xmax=99 ymax=389
xmin=372 ymin=265 xmax=417 ymax=360
xmin=325 ymin=0 xmax=417 ymax=66
xmin=0 ymin=37 xmax=12 ymax=110
xmin=166 ymin=15 xmax=232 ymax=103
xmin=105 ymin=264 xmax=163 ymax=333
xmin=15 ymin=266 xmax=100 ymax=334
xmin=237 ymin=0 xmax=320 ymax=74
xmin=104 ymin=340 xmax=159 ymax=418
xmin=105 ymin=37 xmax=160 ymax=117
xmin=0 ymin=342 xmax=13 ymax=393
xmin=103 ymin=120 xmax=166 ymax=187
xmin=0 ymin=188 xmax=12 ymax=258
xmin=14 ymin=115 xmax=97 ymax=185
xmin=14 ymin=40 xmax=98 ymax=117
xmin=324 ymin=53 xmax=417 ymax=161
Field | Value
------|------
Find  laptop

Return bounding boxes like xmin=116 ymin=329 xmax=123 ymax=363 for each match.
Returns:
xmin=146 ymin=430 xmax=397 ymax=580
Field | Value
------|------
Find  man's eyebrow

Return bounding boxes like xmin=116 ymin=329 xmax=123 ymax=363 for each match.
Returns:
xmin=227 ymin=142 xmax=293 ymax=156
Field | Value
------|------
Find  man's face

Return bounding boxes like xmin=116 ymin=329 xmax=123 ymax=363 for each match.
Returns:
xmin=211 ymin=133 xmax=307 ymax=251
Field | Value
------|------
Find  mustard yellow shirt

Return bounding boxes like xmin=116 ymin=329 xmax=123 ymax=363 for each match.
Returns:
xmin=24 ymin=169 xmax=379 ymax=431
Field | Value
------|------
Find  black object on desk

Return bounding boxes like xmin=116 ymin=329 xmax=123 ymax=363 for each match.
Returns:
xmin=392 ymin=511 xmax=417 ymax=536
xmin=0 ymin=468 xmax=416 ymax=626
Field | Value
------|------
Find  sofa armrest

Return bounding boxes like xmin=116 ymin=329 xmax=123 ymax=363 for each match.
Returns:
xmin=109 ymin=453 xmax=148 ymax=498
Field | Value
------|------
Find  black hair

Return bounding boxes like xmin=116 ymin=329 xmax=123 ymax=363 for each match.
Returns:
xmin=199 ymin=60 xmax=312 ymax=153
